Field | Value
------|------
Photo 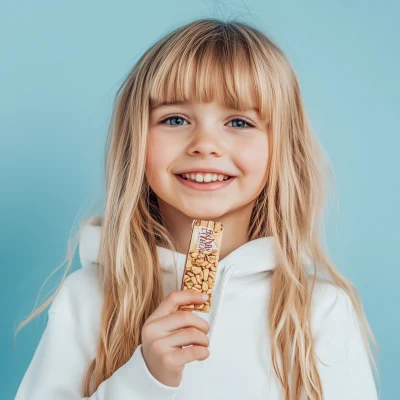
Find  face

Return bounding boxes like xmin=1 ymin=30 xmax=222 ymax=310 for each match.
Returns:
xmin=146 ymin=100 xmax=270 ymax=222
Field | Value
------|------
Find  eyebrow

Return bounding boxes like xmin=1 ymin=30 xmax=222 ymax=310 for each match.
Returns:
xmin=150 ymin=101 xmax=260 ymax=114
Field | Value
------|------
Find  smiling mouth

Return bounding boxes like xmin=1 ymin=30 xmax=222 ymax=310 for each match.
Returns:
xmin=174 ymin=173 xmax=235 ymax=192
xmin=177 ymin=173 xmax=233 ymax=183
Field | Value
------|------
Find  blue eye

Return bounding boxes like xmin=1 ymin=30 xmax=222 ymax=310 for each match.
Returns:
xmin=227 ymin=118 xmax=254 ymax=129
xmin=160 ymin=115 xmax=255 ymax=129
xmin=160 ymin=115 xmax=189 ymax=126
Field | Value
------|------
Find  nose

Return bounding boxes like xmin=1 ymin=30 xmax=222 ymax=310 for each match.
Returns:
xmin=186 ymin=129 xmax=224 ymax=158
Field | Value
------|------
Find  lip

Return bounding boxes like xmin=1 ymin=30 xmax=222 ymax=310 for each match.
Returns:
xmin=174 ymin=168 xmax=235 ymax=177
xmin=175 ymin=174 xmax=235 ymax=192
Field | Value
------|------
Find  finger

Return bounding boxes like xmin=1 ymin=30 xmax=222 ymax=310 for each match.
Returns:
xmin=158 ymin=311 xmax=210 ymax=335
xmin=163 ymin=327 xmax=210 ymax=349
xmin=170 ymin=346 xmax=210 ymax=366
xmin=149 ymin=290 xmax=208 ymax=321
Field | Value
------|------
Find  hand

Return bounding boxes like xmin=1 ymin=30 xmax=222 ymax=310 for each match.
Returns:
xmin=141 ymin=290 xmax=210 ymax=387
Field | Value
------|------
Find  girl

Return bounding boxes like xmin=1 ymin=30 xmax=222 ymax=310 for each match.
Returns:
xmin=14 ymin=18 xmax=379 ymax=400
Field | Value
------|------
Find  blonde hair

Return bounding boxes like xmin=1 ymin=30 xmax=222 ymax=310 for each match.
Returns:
xmin=15 ymin=18 xmax=379 ymax=399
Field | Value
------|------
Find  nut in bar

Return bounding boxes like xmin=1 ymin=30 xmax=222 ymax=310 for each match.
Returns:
xmin=179 ymin=220 xmax=223 ymax=313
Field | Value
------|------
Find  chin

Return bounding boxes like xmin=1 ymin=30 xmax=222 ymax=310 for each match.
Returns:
xmin=180 ymin=208 xmax=228 ymax=222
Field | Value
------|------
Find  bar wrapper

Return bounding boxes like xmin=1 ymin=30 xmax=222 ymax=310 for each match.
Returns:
xmin=178 ymin=220 xmax=224 ymax=313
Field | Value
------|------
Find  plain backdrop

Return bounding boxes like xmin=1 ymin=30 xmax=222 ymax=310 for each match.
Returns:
xmin=1 ymin=1 xmax=399 ymax=399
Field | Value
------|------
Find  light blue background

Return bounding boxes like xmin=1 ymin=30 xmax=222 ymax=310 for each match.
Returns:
xmin=1 ymin=1 xmax=398 ymax=399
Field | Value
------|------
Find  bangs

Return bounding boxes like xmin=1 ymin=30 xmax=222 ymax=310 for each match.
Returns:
xmin=148 ymin=26 xmax=272 ymax=122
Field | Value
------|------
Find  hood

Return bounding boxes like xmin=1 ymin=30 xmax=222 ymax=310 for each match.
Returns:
xmin=78 ymin=217 xmax=315 ymax=338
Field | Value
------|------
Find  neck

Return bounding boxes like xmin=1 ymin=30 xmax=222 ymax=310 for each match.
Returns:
xmin=157 ymin=199 xmax=256 ymax=260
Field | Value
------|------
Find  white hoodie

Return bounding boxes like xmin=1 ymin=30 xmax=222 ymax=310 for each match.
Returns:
xmin=15 ymin=217 xmax=378 ymax=399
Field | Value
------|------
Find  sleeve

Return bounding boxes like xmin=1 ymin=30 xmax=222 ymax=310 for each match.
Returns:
xmin=313 ymin=287 xmax=379 ymax=400
xmin=14 ymin=310 xmax=182 ymax=400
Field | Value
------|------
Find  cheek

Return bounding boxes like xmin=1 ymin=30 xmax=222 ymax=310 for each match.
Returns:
xmin=237 ymin=138 xmax=269 ymax=178
xmin=233 ymin=137 xmax=269 ymax=197
xmin=146 ymin=134 xmax=177 ymax=182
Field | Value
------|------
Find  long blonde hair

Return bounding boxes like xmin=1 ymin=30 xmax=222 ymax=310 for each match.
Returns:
xmin=15 ymin=18 xmax=379 ymax=399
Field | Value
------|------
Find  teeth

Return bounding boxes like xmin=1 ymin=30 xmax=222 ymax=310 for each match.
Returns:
xmin=181 ymin=173 xmax=231 ymax=182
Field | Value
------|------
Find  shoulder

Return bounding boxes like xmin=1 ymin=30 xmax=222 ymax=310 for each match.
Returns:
xmin=48 ymin=264 xmax=104 ymax=327
xmin=308 ymin=278 xmax=357 ymax=336
xmin=306 ymin=279 xmax=377 ymax=396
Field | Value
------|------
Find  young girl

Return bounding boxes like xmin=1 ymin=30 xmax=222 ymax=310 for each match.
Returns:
xmin=15 ymin=18 xmax=379 ymax=400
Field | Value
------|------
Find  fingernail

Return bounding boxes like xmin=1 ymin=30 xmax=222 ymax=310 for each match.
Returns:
xmin=202 ymin=294 xmax=209 ymax=300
